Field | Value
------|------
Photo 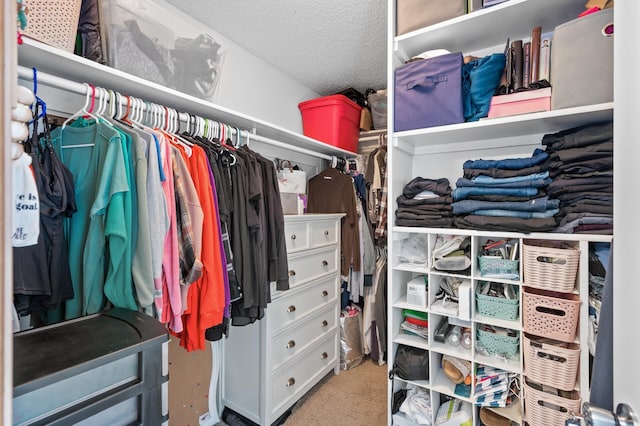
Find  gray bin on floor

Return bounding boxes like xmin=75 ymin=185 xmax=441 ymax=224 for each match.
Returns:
xmin=13 ymin=308 xmax=169 ymax=425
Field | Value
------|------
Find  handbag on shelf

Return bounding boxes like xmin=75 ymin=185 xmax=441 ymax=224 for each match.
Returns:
xmin=389 ymin=344 xmax=429 ymax=381
xmin=276 ymin=159 xmax=307 ymax=215
xmin=276 ymin=159 xmax=307 ymax=194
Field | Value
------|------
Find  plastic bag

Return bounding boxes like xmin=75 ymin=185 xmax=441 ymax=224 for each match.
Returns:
xmin=398 ymin=234 xmax=428 ymax=265
xmin=340 ymin=306 xmax=363 ymax=370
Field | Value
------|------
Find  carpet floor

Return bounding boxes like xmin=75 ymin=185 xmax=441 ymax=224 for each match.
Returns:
xmin=283 ymin=357 xmax=388 ymax=426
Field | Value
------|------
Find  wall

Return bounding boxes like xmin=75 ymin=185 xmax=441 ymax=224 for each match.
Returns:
xmin=146 ymin=0 xmax=321 ymax=134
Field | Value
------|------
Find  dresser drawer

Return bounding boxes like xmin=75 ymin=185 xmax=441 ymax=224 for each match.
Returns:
xmin=287 ymin=247 xmax=338 ymax=288
xmin=309 ymin=220 xmax=339 ymax=248
xmin=270 ymin=336 xmax=338 ymax=418
xmin=284 ymin=221 xmax=309 ymax=253
xmin=270 ymin=275 xmax=338 ymax=335
xmin=271 ymin=304 xmax=338 ymax=371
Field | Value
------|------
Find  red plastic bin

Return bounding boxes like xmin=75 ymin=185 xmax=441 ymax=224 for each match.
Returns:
xmin=298 ymin=94 xmax=362 ymax=153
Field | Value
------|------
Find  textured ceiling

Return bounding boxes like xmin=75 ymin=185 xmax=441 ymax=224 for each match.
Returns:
xmin=166 ymin=0 xmax=388 ymax=96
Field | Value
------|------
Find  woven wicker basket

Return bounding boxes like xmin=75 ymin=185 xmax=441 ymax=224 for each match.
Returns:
xmin=22 ymin=0 xmax=82 ymax=52
xmin=524 ymin=334 xmax=580 ymax=391
xmin=524 ymin=379 xmax=581 ymax=426
xmin=523 ymin=287 xmax=580 ymax=343
xmin=523 ymin=242 xmax=580 ymax=293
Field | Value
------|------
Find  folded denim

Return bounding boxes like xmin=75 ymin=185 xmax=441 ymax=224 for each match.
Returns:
xmin=402 ymin=177 xmax=452 ymax=198
xmin=463 ymin=148 xmax=549 ymax=170
xmin=396 ymin=194 xmax=453 ymax=206
xmin=572 ymin=224 xmax=613 ymax=234
xmin=395 ymin=218 xmax=455 ymax=228
xmin=452 ymin=196 xmax=558 ymax=215
xmin=472 ymin=171 xmax=549 ymax=184
xmin=453 ymin=186 xmax=539 ymax=201
xmin=462 ymin=192 xmax=546 ymax=202
xmin=396 ymin=211 xmax=452 ymax=220
xmin=555 ymin=170 xmax=614 ymax=181
xmin=548 ymin=183 xmax=613 ymax=197
xmin=555 ymin=215 xmax=613 ymax=234
xmin=558 ymin=193 xmax=613 ymax=206
xmin=549 ymin=156 xmax=613 ymax=173
xmin=454 ymin=215 xmax=557 ymax=232
xmin=470 ymin=208 xmax=559 ymax=219
xmin=560 ymin=204 xmax=612 ymax=217
xmin=396 ymin=207 xmax=453 ymax=216
xmin=547 ymin=176 xmax=613 ymax=192
xmin=463 ymin=163 xmax=546 ymax=179
xmin=559 ymin=212 xmax=613 ymax=224
xmin=542 ymin=121 xmax=613 ymax=150
xmin=455 ymin=177 xmax=552 ymax=189
xmin=550 ymin=142 xmax=613 ymax=164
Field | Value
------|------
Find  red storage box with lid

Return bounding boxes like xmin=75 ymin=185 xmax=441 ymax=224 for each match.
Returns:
xmin=298 ymin=94 xmax=362 ymax=153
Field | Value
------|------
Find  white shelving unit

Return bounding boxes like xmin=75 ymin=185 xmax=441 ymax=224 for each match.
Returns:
xmin=386 ymin=1 xmax=615 ymax=424
xmin=17 ymin=38 xmax=355 ymax=160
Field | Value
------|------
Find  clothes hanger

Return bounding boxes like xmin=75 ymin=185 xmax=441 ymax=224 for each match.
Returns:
xmin=61 ymin=83 xmax=98 ymax=131
xmin=28 ymin=67 xmax=47 ymax=123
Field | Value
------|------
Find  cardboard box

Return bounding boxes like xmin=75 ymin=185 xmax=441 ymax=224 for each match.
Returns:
xmin=487 ymin=87 xmax=551 ymax=118
xmin=396 ymin=0 xmax=466 ymax=36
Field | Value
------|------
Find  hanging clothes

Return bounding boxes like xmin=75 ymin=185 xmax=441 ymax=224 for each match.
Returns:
xmin=175 ymin=143 xmax=227 ymax=351
xmin=51 ymin=120 xmax=135 ymax=320
xmin=14 ymin=111 xmax=76 ymax=315
xmin=307 ymin=167 xmax=361 ymax=276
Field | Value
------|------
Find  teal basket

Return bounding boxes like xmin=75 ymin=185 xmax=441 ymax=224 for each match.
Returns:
xmin=476 ymin=328 xmax=520 ymax=359
xmin=478 ymin=256 xmax=520 ymax=279
xmin=476 ymin=286 xmax=519 ymax=321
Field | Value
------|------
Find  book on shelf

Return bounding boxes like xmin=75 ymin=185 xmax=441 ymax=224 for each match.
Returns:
xmin=522 ymin=41 xmax=531 ymax=88
xmin=529 ymin=26 xmax=541 ymax=83
xmin=538 ymin=31 xmax=553 ymax=82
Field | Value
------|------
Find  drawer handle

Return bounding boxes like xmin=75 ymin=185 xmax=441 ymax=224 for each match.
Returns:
xmin=291 ymin=234 xmax=296 ymax=240
xmin=320 ymin=352 xmax=328 ymax=360
xmin=321 ymin=320 xmax=328 ymax=327
xmin=324 ymin=230 xmax=329 ymax=236
xmin=287 ymin=305 xmax=296 ymax=313
xmin=288 ymin=270 xmax=296 ymax=277
xmin=286 ymin=340 xmax=296 ymax=349
xmin=286 ymin=377 xmax=296 ymax=387
xmin=321 ymin=260 xmax=328 ymax=266
xmin=322 ymin=290 xmax=329 ymax=297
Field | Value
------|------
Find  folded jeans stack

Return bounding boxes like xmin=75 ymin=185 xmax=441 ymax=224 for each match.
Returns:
xmin=395 ymin=177 xmax=454 ymax=228
xmin=452 ymin=148 xmax=557 ymax=232
xmin=542 ymin=121 xmax=613 ymax=234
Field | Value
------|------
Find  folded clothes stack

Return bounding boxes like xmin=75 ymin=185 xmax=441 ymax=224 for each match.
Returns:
xmin=452 ymin=148 xmax=557 ymax=232
xmin=395 ymin=177 xmax=454 ymax=228
xmin=474 ymin=365 xmax=518 ymax=408
xmin=542 ymin=121 xmax=613 ymax=234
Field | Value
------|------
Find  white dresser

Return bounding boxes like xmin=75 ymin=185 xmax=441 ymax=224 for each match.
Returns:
xmin=222 ymin=213 xmax=344 ymax=425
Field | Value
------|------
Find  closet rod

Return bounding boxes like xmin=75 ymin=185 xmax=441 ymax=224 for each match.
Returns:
xmin=16 ymin=66 xmax=335 ymax=162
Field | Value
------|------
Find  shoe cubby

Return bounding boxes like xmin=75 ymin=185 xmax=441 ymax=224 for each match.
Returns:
xmin=390 ymin=229 xmax=607 ymax=425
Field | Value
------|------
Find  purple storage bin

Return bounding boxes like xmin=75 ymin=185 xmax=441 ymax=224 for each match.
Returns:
xmin=394 ymin=52 xmax=464 ymax=132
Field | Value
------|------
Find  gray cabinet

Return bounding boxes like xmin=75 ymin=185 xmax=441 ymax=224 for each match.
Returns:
xmin=13 ymin=308 xmax=169 ymax=425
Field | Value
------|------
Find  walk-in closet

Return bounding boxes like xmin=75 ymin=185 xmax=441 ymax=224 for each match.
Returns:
xmin=3 ymin=1 xmax=640 ymax=425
